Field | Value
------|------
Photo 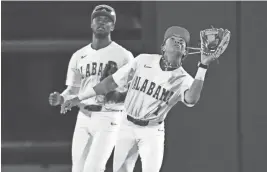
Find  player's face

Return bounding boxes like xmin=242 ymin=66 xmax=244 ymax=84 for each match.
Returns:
xmin=91 ymin=16 xmax=115 ymax=38
xmin=163 ymin=35 xmax=186 ymax=56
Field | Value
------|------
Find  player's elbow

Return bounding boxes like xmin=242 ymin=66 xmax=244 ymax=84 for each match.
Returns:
xmin=184 ymin=96 xmax=200 ymax=105
xmin=184 ymin=89 xmax=201 ymax=105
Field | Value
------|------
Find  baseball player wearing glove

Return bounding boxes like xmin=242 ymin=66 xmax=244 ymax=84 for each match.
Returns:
xmin=100 ymin=61 xmax=127 ymax=105
xmin=48 ymin=4 xmax=134 ymax=172
xmin=87 ymin=60 xmax=127 ymax=111
xmin=61 ymin=26 xmax=230 ymax=172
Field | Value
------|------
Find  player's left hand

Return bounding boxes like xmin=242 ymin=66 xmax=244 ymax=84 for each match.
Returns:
xmin=200 ymin=26 xmax=231 ymax=65
xmin=60 ymin=97 xmax=81 ymax=114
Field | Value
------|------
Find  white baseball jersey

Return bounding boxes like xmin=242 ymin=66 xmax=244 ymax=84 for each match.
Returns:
xmin=113 ymin=54 xmax=195 ymax=123
xmin=66 ymin=41 xmax=134 ymax=111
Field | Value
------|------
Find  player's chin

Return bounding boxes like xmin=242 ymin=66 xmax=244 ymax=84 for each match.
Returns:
xmin=171 ymin=49 xmax=183 ymax=55
xmin=94 ymin=31 xmax=109 ymax=38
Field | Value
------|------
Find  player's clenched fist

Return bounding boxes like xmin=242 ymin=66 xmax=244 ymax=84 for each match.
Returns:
xmin=49 ymin=92 xmax=63 ymax=106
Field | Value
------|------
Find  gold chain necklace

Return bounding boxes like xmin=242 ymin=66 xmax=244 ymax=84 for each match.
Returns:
xmin=161 ymin=57 xmax=180 ymax=71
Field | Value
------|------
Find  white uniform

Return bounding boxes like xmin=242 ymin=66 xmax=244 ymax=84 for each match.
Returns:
xmin=112 ymin=54 xmax=195 ymax=172
xmin=66 ymin=41 xmax=134 ymax=172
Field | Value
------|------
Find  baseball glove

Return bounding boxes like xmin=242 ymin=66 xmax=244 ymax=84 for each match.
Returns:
xmin=96 ymin=61 xmax=126 ymax=105
xmin=100 ymin=61 xmax=118 ymax=81
xmin=200 ymin=27 xmax=231 ymax=59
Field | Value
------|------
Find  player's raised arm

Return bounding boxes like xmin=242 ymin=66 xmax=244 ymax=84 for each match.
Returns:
xmin=182 ymin=27 xmax=230 ymax=106
xmin=182 ymin=63 xmax=208 ymax=106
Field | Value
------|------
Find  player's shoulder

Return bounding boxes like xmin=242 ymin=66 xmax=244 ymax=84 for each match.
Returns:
xmin=135 ymin=53 xmax=161 ymax=61
xmin=179 ymin=66 xmax=188 ymax=74
xmin=179 ymin=67 xmax=194 ymax=80
xmin=72 ymin=43 xmax=92 ymax=58
xmin=109 ymin=42 xmax=134 ymax=64
xmin=110 ymin=42 xmax=132 ymax=55
xmin=136 ymin=53 xmax=161 ymax=58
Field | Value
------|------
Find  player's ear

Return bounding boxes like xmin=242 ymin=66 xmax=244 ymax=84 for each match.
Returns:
xmin=182 ymin=43 xmax=188 ymax=59
xmin=161 ymin=43 xmax=166 ymax=52
xmin=110 ymin=23 xmax=115 ymax=32
xmin=91 ymin=18 xmax=96 ymax=29
xmin=182 ymin=48 xmax=189 ymax=61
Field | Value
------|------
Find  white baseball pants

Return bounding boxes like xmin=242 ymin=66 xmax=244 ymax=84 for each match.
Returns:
xmin=71 ymin=110 xmax=122 ymax=172
xmin=113 ymin=115 xmax=165 ymax=172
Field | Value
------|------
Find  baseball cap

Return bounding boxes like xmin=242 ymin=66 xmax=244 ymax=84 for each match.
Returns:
xmin=164 ymin=26 xmax=190 ymax=44
xmin=91 ymin=5 xmax=116 ymax=23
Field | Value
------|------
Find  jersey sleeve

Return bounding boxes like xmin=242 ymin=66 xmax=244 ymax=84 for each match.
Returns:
xmin=180 ymin=74 xmax=195 ymax=107
xmin=65 ymin=53 xmax=82 ymax=87
xmin=123 ymin=50 xmax=135 ymax=66
xmin=112 ymin=54 xmax=139 ymax=88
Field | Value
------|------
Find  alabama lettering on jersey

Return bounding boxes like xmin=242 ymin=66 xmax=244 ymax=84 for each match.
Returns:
xmin=113 ymin=54 xmax=195 ymax=123
xmin=65 ymin=41 xmax=134 ymax=111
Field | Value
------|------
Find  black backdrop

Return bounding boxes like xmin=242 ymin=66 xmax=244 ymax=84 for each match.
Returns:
xmin=2 ymin=1 xmax=267 ymax=172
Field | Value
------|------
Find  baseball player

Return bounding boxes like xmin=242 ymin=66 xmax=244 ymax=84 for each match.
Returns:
xmin=48 ymin=5 xmax=134 ymax=172
xmin=61 ymin=26 xmax=230 ymax=172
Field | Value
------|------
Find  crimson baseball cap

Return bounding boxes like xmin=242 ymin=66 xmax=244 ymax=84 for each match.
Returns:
xmin=91 ymin=5 xmax=116 ymax=24
xmin=164 ymin=26 xmax=190 ymax=44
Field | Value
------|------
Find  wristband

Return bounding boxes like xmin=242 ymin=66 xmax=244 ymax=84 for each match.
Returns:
xmin=78 ymin=87 xmax=96 ymax=101
xmin=198 ymin=62 xmax=209 ymax=69
xmin=195 ymin=67 xmax=207 ymax=81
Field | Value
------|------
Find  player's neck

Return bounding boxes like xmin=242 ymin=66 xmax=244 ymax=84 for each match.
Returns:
xmin=91 ymin=35 xmax=112 ymax=50
xmin=160 ymin=55 xmax=182 ymax=71
xmin=163 ymin=53 xmax=182 ymax=67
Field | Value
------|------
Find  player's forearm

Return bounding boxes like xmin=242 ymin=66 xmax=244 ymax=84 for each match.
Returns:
xmin=184 ymin=67 xmax=207 ymax=104
xmin=60 ymin=86 xmax=80 ymax=104
xmin=78 ymin=76 xmax=118 ymax=101
xmin=185 ymin=79 xmax=204 ymax=104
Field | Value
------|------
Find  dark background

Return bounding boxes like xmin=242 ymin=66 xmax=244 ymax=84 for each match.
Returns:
xmin=1 ymin=1 xmax=267 ymax=172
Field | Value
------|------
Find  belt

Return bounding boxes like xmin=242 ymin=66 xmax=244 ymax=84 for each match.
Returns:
xmin=82 ymin=105 xmax=122 ymax=112
xmin=84 ymin=105 xmax=102 ymax=111
xmin=127 ymin=115 xmax=162 ymax=127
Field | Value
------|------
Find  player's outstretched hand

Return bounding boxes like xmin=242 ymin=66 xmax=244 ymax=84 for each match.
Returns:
xmin=49 ymin=92 xmax=63 ymax=106
xmin=200 ymin=27 xmax=231 ymax=65
xmin=60 ymin=97 xmax=81 ymax=114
